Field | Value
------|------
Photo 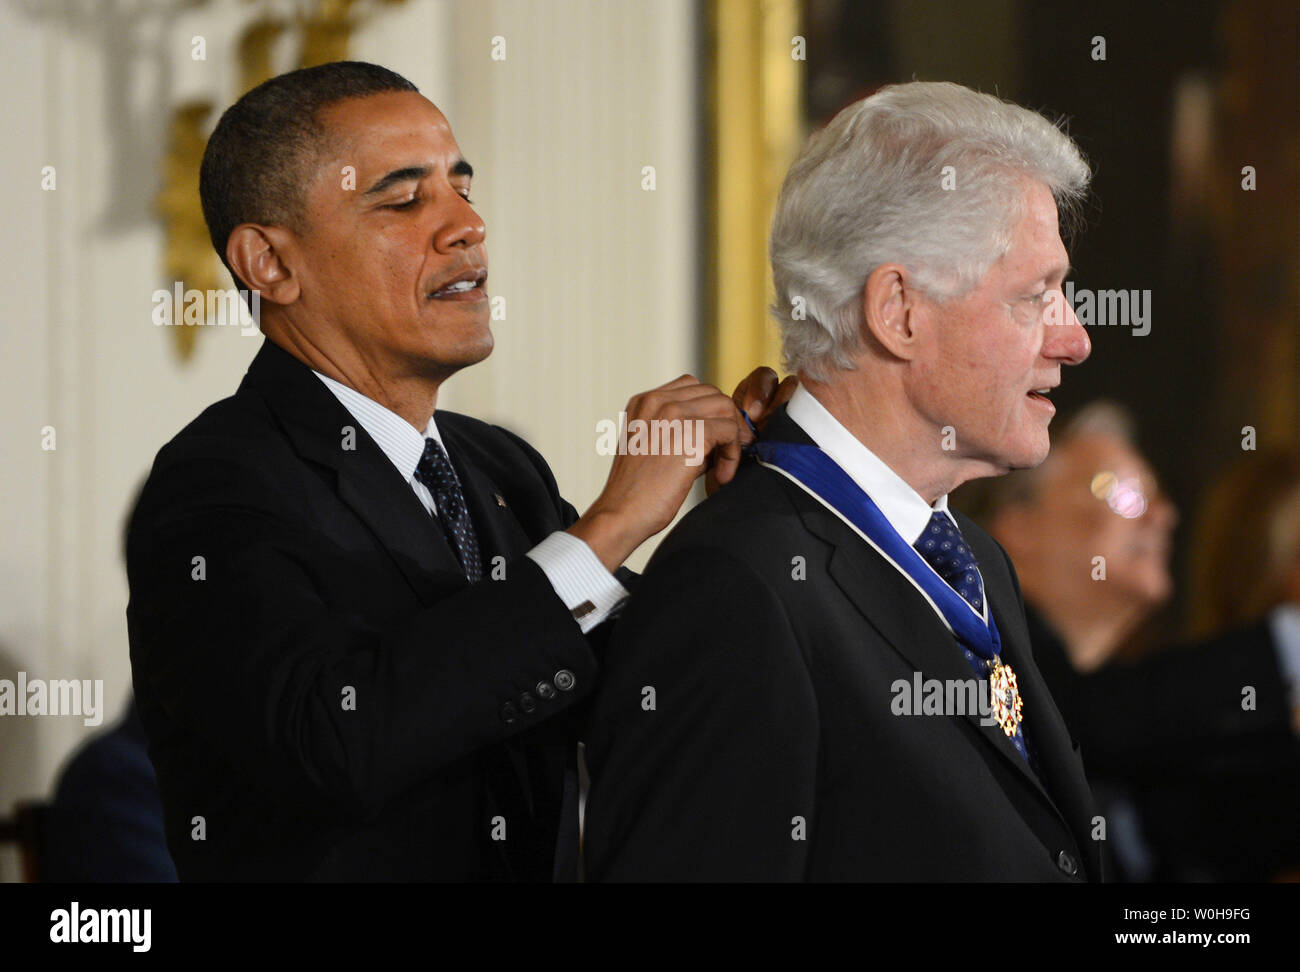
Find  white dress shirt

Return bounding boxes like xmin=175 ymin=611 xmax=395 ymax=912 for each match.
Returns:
xmin=785 ymin=383 xmax=953 ymax=545
xmin=785 ymin=383 xmax=987 ymax=622
xmin=1269 ymin=603 xmax=1300 ymax=707
xmin=314 ymin=371 xmax=628 ymax=633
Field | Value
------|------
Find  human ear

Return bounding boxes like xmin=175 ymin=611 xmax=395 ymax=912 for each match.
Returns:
xmin=861 ymin=263 xmax=918 ymax=360
xmin=225 ymin=224 xmax=301 ymax=305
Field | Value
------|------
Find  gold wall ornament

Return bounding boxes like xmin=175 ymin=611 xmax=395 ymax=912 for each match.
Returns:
xmin=236 ymin=13 xmax=288 ymax=94
xmin=157 ymin=0 xmax=408 ymax=363
xmin=155 ymin=99 xmax=220 ymax=363
xmin=705 ymin=0 xmax=803 ymax=393
xmin=299 ymin=0 xmax=358 ymax=67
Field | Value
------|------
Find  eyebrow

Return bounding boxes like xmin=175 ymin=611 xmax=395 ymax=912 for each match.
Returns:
xmin=1037 ymin=263 xmax=1074 ymax=285
xmin=362 ymin=158 xmax=474 ymax=197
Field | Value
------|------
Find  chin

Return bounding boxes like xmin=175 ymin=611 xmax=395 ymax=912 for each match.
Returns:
xmin=443 ymin=324 xmax=495 ymax=367
xmin=1018 ymin=429 xmax=1053 ymax=468
xmin=994 ymin=440 xmax=1050 ymax=472
xmin=1145 ymin=573 xmax=1174 ymax=606
xmin=408 ymin=335 xmax=493 ymax=383
xmin=464 ymin=327 xmax=495 ymax=364
xmin=1119 ymin=572 xmax=1173 ymax=608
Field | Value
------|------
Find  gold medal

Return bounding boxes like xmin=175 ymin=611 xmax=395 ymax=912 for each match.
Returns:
xmin=986 ymin=656 xmax=1024 ymax=738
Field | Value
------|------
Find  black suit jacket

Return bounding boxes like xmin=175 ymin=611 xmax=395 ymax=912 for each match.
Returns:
xmin=583 ymin=408 xmax=1102 ymax=881
xmin=127 ymin=338 xmax=609 ymax=881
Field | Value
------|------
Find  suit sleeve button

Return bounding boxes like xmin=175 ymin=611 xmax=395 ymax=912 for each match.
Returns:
xmin=554 ymin=669 xmax=576 ymax=692
xmin=519 ymin=692 xmax=537 ymax=714
xmin=500 ymin=702 xmax=519 ymax=724
xmin=1056 ymin=850 xmax=1078 ymax=876
xmin=535 ymin=681 xmax=556 ymax=700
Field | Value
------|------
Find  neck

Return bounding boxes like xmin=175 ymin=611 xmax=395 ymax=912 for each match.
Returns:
xmin=800 ymin=372 xmax=980 ymax=506
xmin=265 ymin=322 xmax=440 ymax=433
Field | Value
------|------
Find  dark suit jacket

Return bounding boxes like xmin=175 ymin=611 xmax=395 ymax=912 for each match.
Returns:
xmin=583 ymin=407 xmax=1102 ymax=881
xmin=127 ymin=338 xmax=609 ymax=881
xmin=1029 ymin=607 xmax=1300 ymax=880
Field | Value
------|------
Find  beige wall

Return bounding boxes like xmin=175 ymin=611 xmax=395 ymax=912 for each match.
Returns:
xmin=0 ymin=0 xmax=697 ymax=880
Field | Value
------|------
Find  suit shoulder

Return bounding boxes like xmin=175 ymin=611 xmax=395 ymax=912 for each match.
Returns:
xmin=152 ymin=383 xmax=286 ymax=467
xmin=133 ymin=389 xmax=298 ymax=533
xmin=650 ymin=458 xmax=817 ymax=566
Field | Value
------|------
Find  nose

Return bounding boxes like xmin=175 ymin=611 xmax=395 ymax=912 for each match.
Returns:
xmin=1151 ymin=489 xmax=1178 ymax=531
xmin=1044 ymin=294 xmax=1091 ymax=366
xmin=434 ymin=192 xmax=486 ymax=252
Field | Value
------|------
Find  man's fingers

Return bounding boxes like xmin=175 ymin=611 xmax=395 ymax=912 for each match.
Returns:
xmin=706 ymin=419 xmax=745 ymax=484
xmin=633 ymin=387 xmax=739 ymax=424
xmin=731 ymin=366 xmax=780 ymax=419
xmin=752 ymin=374 xmax=800 ymax=432
xmin=774 ymin=374 xmax=799 ymax=407
xmin=700 ymin=415 xmax=743 ymax=456
xmin=661 ymin=373 xmax=700 ymax=389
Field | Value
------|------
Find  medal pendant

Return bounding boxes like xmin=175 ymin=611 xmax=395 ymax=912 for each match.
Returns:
xmin=987 ymin=656 xmax=1024 ymax=738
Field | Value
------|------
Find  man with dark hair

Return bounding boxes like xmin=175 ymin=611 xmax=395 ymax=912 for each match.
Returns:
xmin=127 ymin=61 xmax=779 ymax=881
xmin=198 ymin=62 xmax=417 ymax=291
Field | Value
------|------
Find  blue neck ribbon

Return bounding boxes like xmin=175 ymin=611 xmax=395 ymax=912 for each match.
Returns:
xmin=749 ymin=440 xmax=1002 ymax=662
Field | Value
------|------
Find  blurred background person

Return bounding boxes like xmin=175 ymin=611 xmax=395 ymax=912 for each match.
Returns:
xmin=959 ymin=403 xmax=1300 ymax=880
xmin=1187 ymin=449 xmax=1300 ymax=647
xmin=41 ymin=696 xmax=178 ymax=883
xmin=40 ymin=488 xmax=176 ymax=883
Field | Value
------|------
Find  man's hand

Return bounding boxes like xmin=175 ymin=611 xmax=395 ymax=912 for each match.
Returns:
xmin=729 ymin=366 xmax=798 ymax=429
xmin=569 ymin=375 xmax=753 ymax=571
xmin=705 ymin=368 xmax=799 ymax=496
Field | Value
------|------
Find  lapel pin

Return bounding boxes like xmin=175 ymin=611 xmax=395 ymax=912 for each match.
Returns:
xmin=494 ymin=493 xmax=507 ymax=508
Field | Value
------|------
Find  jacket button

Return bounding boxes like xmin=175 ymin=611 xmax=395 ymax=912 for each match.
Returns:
xmin=500 ymin=702 xmax=518 ymax=724
xmin=1057 ymin=850 xmax=1078 ymax=876
xmin=519 ymin=692 xmax=537 ymax=714
xmin=535 ymin=681 xmax=556 ymax=700
xmin=554 ymin=669 xmax=576 ymax=692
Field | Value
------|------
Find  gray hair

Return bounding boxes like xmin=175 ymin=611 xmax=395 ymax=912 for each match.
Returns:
xmin=769 ymin=81 xmax=1091 ymax=380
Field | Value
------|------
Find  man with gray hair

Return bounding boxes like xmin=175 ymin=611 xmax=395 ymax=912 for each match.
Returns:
xmin=583 ymin=81 xmax=1100 ymax=881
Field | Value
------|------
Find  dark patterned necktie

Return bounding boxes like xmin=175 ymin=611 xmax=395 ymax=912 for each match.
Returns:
xmin=913 ymin=511 xmax=985 ymax=615
xmin=913 ymin=511 xmax=1039 ymax=772
xmin=414 ymin=437 xmax=483 ymax=583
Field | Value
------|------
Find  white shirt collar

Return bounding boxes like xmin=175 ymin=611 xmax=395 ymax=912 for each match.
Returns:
xmin=313 ymin=370 xmax=443 ymax=484
xmin=784 ymin=383 xmax=949 ymax=545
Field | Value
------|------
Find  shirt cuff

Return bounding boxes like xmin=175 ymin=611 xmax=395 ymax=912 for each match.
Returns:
xmin=526 ymin=531 xmax=630 ymax=634
xmin=1269 ymin=603 xmax=1300 ymax=708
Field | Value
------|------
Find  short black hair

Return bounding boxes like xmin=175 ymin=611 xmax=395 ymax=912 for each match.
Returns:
xmin=199 ymin=61 xmax=418 ymax=288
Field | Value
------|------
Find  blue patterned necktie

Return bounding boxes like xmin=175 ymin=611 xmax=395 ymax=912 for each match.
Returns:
xmin=913 ymin=511 xmax=1038 ymax=771
xmin=414 ymin=437 xmax=483 ymax=583
xmin=914 ymin=511 xmax=986 ymax=615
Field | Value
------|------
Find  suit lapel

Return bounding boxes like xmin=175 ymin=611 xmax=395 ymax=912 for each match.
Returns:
xmin=439 ymin=418 xmax=536 ymax=565
xmin=239 ymin=339 xmax=465 ymax=607
xmin=760 ymin=409 xmax=1065 ymax=815
xmin=241 ymin=340 xmax=559 ymax=879
xmin=437 ymin=418 xmax=563 ymax=879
